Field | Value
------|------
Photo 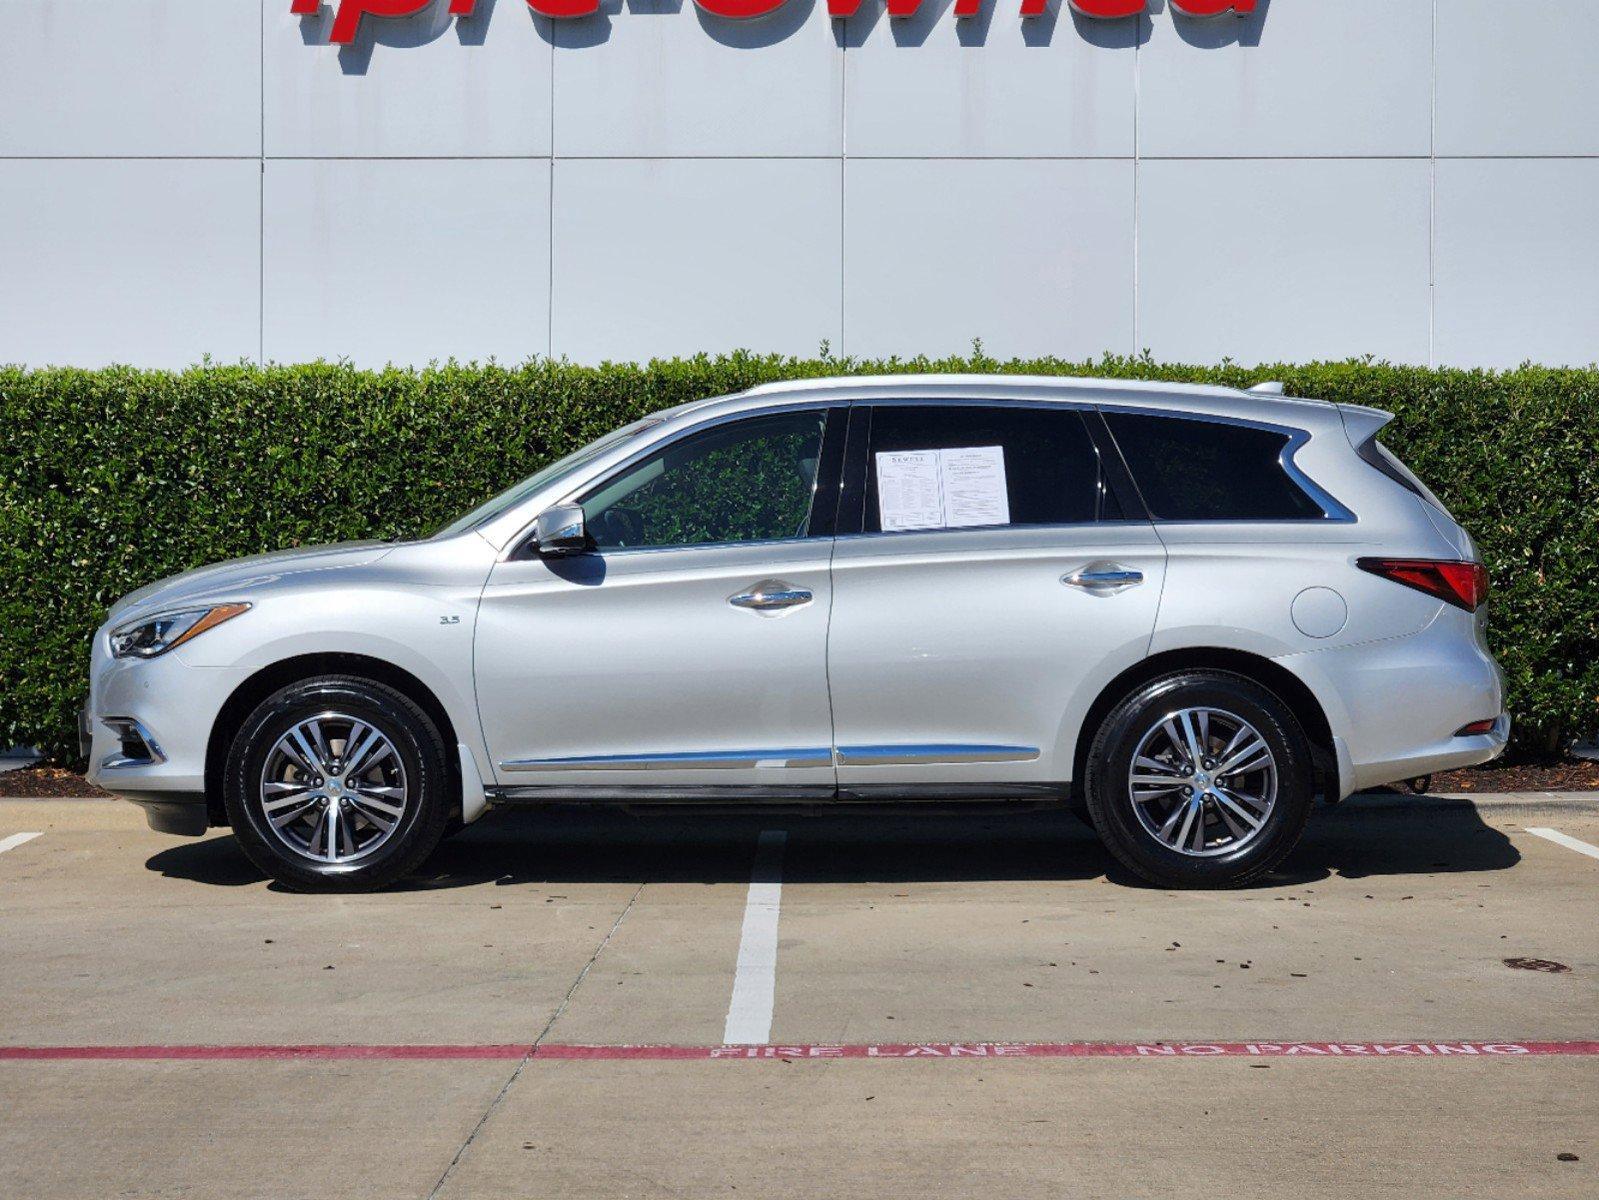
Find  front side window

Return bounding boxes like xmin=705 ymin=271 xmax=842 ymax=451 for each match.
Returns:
xmin=862 ymin=405 xmax=1117 ymax=534
xmin=581 ymin=410 xmax=828 ymax=550
xmin=1103 ymin=411 xmax=1327 ymax=522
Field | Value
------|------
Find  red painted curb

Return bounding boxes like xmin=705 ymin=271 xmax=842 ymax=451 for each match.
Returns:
xmin=2 ymin=1041 xmax=1596 ymax=1062
xmin=0 ymin=1044 xmax=531 ymax=1061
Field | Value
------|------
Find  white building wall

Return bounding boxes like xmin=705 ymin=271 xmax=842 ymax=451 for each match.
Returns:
xmin=0 ymin=0 xmax=1595 ymax=370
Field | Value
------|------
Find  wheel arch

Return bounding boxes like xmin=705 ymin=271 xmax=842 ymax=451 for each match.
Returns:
xmin=203 ymin=653 xmax=462 ymax=827
xmin=1071 ymin=647 xmax=1338 ymax=800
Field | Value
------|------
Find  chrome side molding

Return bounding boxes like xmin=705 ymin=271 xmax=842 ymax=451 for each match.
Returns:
xmin=502 ymin=743 xmax=1042 ymax=772
xmin=834 ymin=744 xmax=1040 ymax=767
xmin=501 ymin=748 xmax=833 ymax=772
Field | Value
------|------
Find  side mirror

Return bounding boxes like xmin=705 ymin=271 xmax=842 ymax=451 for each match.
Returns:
xmin=532 ymin=504 xmax=589 ymax=556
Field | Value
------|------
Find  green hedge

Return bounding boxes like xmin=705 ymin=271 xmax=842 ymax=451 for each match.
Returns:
xmin=3 ymin=353 xmax=1595 ymax=760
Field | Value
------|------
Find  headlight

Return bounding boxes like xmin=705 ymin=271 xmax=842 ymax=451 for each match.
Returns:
xmin=109 ymin=603 xmax=252 ymax=659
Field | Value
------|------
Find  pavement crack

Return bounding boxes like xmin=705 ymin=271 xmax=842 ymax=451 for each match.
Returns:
xmin=422 ymin=882 xmax=647 ymax=1200
xmin=535 ymin=881 xmax=647 ymax=1048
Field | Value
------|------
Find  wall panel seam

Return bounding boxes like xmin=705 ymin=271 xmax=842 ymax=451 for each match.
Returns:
xmin=259 ymin=0 xmax=266 ymax=364
xmin=1428 ymin=0 xmax=1437 ymax=367
xmin=839 ymin=24 xmax=847 ymax=359
xmin=548 ymin=14 xmax=556 ymax=360
xmin=1132 ymin=8 xmax=1142 ymax=358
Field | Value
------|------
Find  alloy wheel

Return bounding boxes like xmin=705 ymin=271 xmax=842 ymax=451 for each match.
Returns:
xmin=258 ymin=711 xmax=409 ymax=866
xmin=1126 ymin=706 xmax=1278 ymax=857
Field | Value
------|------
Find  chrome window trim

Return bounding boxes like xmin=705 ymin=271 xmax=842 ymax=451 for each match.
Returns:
xmin=1095 ymin=403 xmax=1357 ymax=524
xmin=497 ymin=392 xmax=1354 ymax=558
xmin=830 ymin=518 xmax=1154 ymax=546
xmin=501 ymin=747 xmax=834 ymax=773
xmin=546 ymin=533 xmax=828 ymax=562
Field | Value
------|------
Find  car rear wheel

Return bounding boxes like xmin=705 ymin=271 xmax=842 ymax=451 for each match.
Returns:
xmin=1084 ymin=670 xmax=1313 ymax=888
xmin=223 ymin=675 xmax=450 ymax=893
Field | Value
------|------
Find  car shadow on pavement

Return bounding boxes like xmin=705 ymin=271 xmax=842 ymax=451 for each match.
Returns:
xmin=145 ymin=794 xmax=1519 ymax=892
xmin=1281 ymin=795 xmax=1522 ymax=881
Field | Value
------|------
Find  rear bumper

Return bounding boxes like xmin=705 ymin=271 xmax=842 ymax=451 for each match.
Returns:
xmin=1277 ymin=605 xmax=1507 ymax=798
xmin=1344 ymin=713 xmax=1510 ymax=793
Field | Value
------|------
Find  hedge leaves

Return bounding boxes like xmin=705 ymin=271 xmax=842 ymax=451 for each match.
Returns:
xmin=2 ymin=354 xmax=1594 ymax=759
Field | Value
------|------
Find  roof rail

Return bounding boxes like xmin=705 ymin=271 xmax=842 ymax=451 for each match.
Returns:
xmin=1247 ymin=381 xmax=1286 ymax=395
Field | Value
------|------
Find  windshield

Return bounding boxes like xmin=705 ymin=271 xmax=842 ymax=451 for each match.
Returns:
xmin=430 ymin=418 xmax=664 ymax=539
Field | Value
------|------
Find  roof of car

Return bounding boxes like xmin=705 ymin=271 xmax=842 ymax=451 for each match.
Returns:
xmin=718 ymin=373 xmax=1334 ymax=423
xmin=743 ymin=373 xmax=1222 ymax=396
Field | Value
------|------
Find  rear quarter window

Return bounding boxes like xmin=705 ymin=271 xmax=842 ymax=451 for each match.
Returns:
xmin=1357 ymin=436 xmax=1451 ymax=515
xmin=1103 ymin=411 xmax=1326 ymax=522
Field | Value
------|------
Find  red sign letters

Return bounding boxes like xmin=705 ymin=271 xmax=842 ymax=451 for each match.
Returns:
xmin=292 ymin=0 xmax=1254 ymax=41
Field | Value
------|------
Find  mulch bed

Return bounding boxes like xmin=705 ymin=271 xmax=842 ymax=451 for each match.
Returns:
xmin=4 ymin=756 xmax=1596 ymax=799
xmin=0 ymin=765 xmax=112 ymax=798
xmin=1401 ymin=755 xmax=1599 ymax=794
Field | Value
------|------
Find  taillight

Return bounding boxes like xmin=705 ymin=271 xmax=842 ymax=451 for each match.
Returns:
xmin=1356 ymin=558 xmax=1489 ymax=611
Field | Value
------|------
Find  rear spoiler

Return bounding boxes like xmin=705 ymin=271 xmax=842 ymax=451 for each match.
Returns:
xmin=1336 ymin=403 xmax=1458 ymax=527
xmin=1335 ymin=402 xmax=1393 ymax=448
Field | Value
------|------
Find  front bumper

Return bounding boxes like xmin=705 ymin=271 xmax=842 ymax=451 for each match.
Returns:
xmin=83 ymin=627 xmax=251 ymax=834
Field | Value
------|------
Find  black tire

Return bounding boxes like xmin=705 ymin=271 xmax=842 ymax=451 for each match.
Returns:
xmin=223 ymin=675 xmax=451 ymax=893
xmin=1083 ymin=670 xmax=1313 ymax=889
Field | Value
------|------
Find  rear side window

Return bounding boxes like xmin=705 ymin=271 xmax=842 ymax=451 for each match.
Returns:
xmin=1357 ymin=436 xmax=1450 ymax=514
xmin=862 ymin=405 xmax=1120 ymax=534
xmin=1103 ymin=412 xmax=1325 ymax=522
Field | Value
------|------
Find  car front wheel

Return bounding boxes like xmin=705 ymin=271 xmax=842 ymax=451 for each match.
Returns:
xmin=1084 ymin=670 xmax=1314 ymax=888
xmin=223 ymin=675 xmax=451 ymax=892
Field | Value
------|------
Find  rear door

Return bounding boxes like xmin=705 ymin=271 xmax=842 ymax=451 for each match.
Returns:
xmin=825 ymin=401 xmax=1166 ymax=796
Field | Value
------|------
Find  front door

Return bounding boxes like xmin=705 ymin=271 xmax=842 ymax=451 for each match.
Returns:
xmin=826 ymin=402 xmax=1167 ymax=796
xmin=474 ymin=406 xmax=843 ymax=796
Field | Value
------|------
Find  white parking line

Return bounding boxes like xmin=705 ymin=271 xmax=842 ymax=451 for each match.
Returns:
xmin=1524 ymin=827 xmax=1599 ymax=863
xmin=0 ymin=832 xmax=43 ymax=856
xmin=723 ymin=829 xmax=788 ymax=1046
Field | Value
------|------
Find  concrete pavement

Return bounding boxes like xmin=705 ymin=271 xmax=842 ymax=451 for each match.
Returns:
xmin=1 ymin=794 xmax=1594 ymax=1198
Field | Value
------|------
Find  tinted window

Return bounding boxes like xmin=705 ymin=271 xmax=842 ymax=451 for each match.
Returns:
xmin=581 ymin=410 xmax=827 ymax=550
xmin=862 ymin=405 xmax=1118 ymax=534
xmin=1103 ymin=412 xmax=1325 ymax=521
xmin=1357 ymin=435 xmax=1449 ymax=514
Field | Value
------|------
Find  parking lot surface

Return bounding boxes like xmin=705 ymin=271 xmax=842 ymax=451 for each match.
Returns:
xmin=2 ymin=794 xmax=1595 ymax=1198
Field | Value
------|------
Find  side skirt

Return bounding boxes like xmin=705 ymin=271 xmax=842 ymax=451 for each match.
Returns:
xmin=486 ymin=782 xmax=1071 ymax=807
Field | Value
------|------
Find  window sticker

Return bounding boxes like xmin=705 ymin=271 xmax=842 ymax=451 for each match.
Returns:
xmin=939 ymin=445 xmax=1010 ymax=528
xmin=876 ymin=446 xmax=1010 ymax=532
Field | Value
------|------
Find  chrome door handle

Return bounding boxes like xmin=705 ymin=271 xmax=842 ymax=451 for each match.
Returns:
xmin=729 ymin=580 xmax=813 ymax=612
xmin=1062 ymin=564 xmax=1144 ymax=592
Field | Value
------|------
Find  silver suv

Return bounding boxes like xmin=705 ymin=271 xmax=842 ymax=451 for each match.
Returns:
xmin=85 ymin=376 xmax=1507 ymax=891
